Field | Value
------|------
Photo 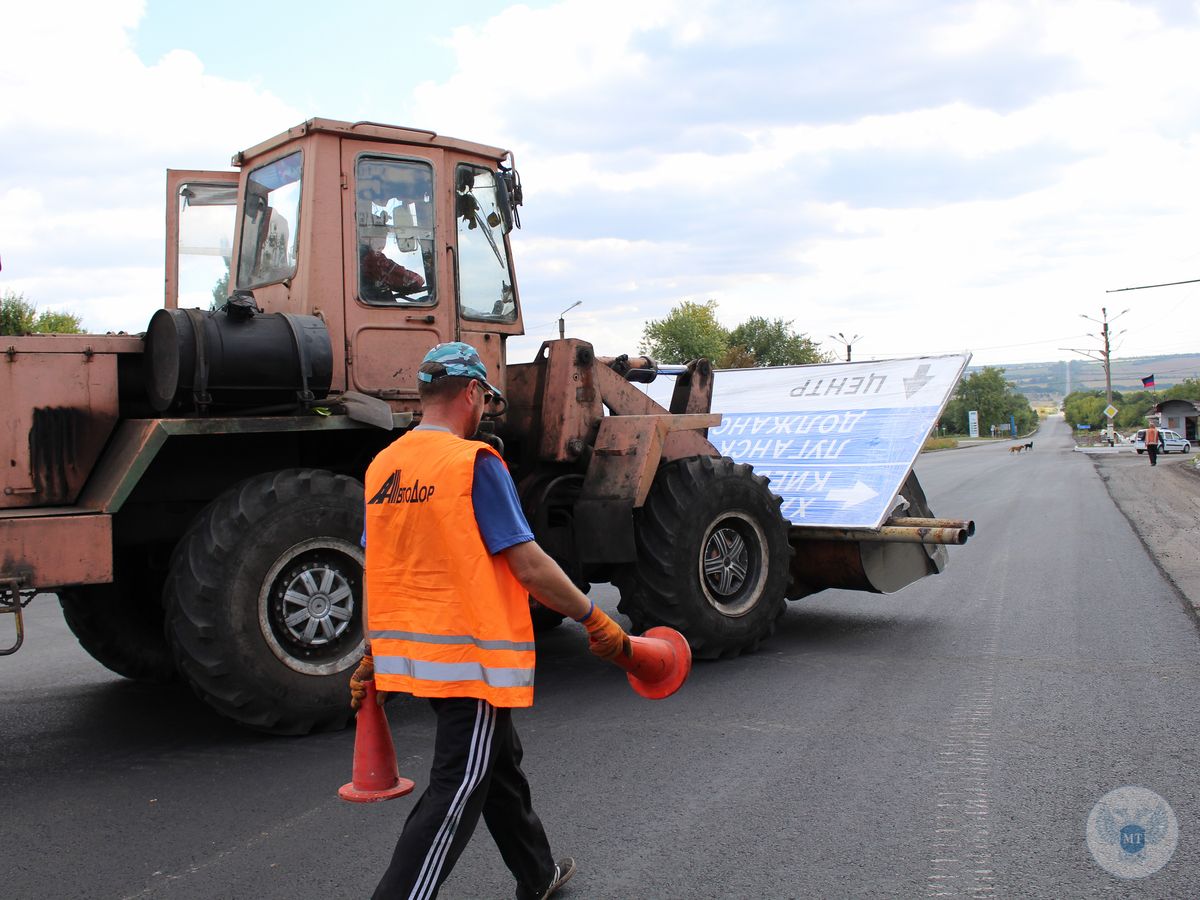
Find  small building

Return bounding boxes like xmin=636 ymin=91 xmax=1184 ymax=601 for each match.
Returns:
xmin=1153 ymin=399 xmax=1200 ymax=441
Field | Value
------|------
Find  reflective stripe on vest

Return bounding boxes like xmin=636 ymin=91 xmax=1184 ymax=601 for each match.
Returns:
xmin=370 ymin=629 xmax=536 ymax=652
xmin=374 ymin=655 xmax=535 ymax=689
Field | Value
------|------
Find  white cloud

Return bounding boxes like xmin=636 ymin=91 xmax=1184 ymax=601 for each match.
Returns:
xmin=0 ymin=1 xmax=300 ymax=331
xmin=3 ymin=0 xmax=1199 ymax=369
xmin=409 ymin=0 xmax=1200 ymax=364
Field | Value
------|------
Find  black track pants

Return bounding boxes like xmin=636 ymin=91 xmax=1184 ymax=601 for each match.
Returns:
xmin=373 ymin=698 xmax=556 ymax=900
xmin=1148 ymin=445 xmax=1159 ymax=465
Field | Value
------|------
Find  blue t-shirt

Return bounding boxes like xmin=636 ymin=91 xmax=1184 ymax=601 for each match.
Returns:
xmin=471 ymin=451 xmax=535 ymax=554
xmin=361 ymin=438 xmax=533 ymax=556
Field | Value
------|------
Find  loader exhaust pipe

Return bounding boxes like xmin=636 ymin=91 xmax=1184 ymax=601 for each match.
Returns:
xmin=791 ymin=517 xmax=975 ymax=546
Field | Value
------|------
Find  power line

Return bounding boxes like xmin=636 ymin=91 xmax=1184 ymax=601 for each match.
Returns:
xmin=1106 ymin=277 xmax=1200 ymax=293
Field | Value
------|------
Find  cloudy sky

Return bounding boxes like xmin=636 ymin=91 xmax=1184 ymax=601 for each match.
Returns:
xmin=2 ymin=0 xmax=1198 ymax=367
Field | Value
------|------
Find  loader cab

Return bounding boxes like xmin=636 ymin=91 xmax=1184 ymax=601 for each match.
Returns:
xmin=165 ymin=119 xmax=525 ymax=411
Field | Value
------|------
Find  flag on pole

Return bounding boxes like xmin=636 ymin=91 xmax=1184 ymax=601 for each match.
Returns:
xmin=1142 ymin=374 xmax=1156 ymax=389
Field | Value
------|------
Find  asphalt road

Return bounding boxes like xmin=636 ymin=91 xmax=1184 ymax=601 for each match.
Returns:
xmin=3 ymin=415 xmax=1198 ymax=898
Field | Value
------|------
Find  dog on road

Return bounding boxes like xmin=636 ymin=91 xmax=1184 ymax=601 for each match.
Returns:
xmin=1023 ymin=441 xmax=1034 ymax=451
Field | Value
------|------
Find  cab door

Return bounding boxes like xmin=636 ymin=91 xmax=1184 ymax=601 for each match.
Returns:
xmin=341 ymin=143 xmax=449 ymax=399
xmin=165 ymin=169 xmax=240 ymax=310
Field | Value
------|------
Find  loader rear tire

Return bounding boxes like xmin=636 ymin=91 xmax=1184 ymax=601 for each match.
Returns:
xmin=59 ymin=557 xmax=177 ymax=684
xmin=614 ymin=456 xmax=790 ymax=659
xmin=164 ymin=469 xmax=365 ymax=735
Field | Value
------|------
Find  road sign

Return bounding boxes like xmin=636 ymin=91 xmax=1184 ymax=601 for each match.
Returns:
xmin=643 ymin=355 xmax=971 ymax=529
xmin=968 ymin=409 xmax=979 ymax=438
xmin=1104 ymin=404 xmax=1118 ymax=418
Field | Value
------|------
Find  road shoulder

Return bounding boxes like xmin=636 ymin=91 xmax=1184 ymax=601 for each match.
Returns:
xmin=1092 ymin=453 xmax=1200 ymax=617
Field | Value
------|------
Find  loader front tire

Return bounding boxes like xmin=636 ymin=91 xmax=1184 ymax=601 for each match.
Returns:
xmin=615 ymin=456 xmax=790 ymax=659
xmin=164 ymin=469 xmax=365 ymax=735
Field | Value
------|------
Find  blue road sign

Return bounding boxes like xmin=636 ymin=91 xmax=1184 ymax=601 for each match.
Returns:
xmin=644 ymin=355 xmax=970 ymax=528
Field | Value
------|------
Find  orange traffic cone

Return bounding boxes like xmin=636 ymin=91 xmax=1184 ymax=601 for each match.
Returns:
xmin=339 ymin=680 xmax=416 ymax=803
xmin=611 ymin=626 xmax=692 ymax=699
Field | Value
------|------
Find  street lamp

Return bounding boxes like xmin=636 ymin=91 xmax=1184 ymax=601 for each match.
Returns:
xmin=558 ymin=301 xmax=582 ymax=339
xmin=828 ymin=332 xmax=861 ymax=362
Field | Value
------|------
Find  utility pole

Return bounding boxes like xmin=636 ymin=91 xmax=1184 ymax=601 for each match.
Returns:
xmin=1061 ymin=307 xmax=1127 ymax=444
xmin=828 ymin=332 xmax=861 ymax=362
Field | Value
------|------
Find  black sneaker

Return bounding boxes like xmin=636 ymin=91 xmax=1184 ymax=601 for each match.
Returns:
xmin=537 ymin=857 xmax=577 ymax=900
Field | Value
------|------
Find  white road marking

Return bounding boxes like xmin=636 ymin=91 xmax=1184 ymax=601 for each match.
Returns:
xmin=926 ymin=601 xmax=998 ymax=898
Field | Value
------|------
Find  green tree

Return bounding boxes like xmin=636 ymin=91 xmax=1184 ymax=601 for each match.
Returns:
xmin=1162 ymin=377 xmax=1200 ymax=401
xmin=942 ymin=367 xmax=1037 ymax=436
xmin=640 ymin=300 xmax=729 ymax=363
xmin=0 ymin=291 xmax=37 ymax=335
xmin=641 ymin=301 xmax=833 ymax=368
xmin=721 ymin=316 xmax=832 ymax=367
xmin=1062 ymin=387 xmax=1174 ymax=432
xmin=210 ymin=262 xmax=230 ymax=310
xmin=1063 ymin=390 xmax=1107 ymax=430
xmin=0 ymin=290 xmax=83 ymax=335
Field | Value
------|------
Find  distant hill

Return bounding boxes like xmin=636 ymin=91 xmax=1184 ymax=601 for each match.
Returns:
xmin=968 ymin=353 xmax=1200 ymax=403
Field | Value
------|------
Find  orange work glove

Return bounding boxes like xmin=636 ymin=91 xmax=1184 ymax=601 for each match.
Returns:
xmin=577 ymin=602 xmax=632 ymax=662
xmin=349 ymin=654 xmax=374 ymax=710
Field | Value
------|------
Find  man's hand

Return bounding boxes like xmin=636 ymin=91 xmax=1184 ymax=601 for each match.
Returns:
xmin=579 ymin=604 xmax=632 ymax=662
xmin=349 ymin=654 xmax=374 ymax=710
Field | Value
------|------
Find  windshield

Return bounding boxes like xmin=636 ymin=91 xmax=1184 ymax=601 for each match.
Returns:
xmin=236 ymin=151 xmax=302 ymax=288
xmin=456 ymin=165 xmax=517 ymax=322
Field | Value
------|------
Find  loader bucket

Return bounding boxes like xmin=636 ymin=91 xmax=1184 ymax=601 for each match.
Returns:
xmin=783 ymin=470 xmax=957 ymax=599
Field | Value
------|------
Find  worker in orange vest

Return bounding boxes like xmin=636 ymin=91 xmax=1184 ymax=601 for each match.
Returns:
xmin=1145 ymin=423 xmax=1162 ymax=466
xmin=351 ymin=342 xmax=630 ymax=900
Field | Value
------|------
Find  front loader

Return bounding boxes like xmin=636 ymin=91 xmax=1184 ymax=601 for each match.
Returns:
xmin=0 ymin=119 xmax=967 ymax=733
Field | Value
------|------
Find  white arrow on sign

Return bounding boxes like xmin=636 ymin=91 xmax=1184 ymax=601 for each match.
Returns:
xmin=903 ymin=364 xmax=933 ymax=399
xmin=826 ymin=480 xmax=879 ymax=508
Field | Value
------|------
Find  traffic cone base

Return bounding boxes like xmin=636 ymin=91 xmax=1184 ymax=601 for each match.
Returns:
xmin=338 ymin=680 xmax=416 ymax=803
xmin=625 ymin=626 xmax=692 ymax=699
xmin=339 ymin=777 xmax=415 ymax=803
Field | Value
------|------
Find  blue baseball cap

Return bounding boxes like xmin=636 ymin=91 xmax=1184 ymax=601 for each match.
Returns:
xmin=417 ymin=341 xmax=503 ymax=399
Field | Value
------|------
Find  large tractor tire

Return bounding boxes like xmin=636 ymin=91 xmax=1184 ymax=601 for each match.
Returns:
xmin=58 ymin=557 xmax=177 ymax=683
xmin=164 ymin=469 xmax=365 ymax=735
xmin=615 ymin=456 xmax=791 ymax=659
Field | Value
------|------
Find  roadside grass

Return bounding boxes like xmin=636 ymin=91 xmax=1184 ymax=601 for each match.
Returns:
xmin=922 ymin=436 xmax=959 ymax=452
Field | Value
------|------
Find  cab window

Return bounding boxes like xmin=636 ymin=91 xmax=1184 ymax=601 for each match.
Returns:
xmin=456 ymin=165 xmax=516 ymax=322
xmin=177 ymin=182 xmax=237 ymax=308
xmin=356 ymin=158 xmax=435 ymax=306
xmin=237 ymin=152 xmax=302 ymax=288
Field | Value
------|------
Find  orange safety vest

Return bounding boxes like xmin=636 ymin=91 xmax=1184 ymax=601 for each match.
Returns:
xmin=364 ymin=428 xmax=534 ymax=707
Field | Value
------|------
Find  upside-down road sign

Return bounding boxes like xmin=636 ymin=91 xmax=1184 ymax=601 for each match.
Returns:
xmin=647 ymin=354 xmax=970 ymax=529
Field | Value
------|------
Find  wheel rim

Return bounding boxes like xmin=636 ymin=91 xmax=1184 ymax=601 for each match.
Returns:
xmin=698 ymin=512 xmax=767 ymax=617
xmin=259 ymin=538 xmax=364 ymax=675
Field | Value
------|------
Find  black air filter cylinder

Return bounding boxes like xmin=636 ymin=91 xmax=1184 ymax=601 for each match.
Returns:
xmin=144 ymin=307 xmax=333 ymax=412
